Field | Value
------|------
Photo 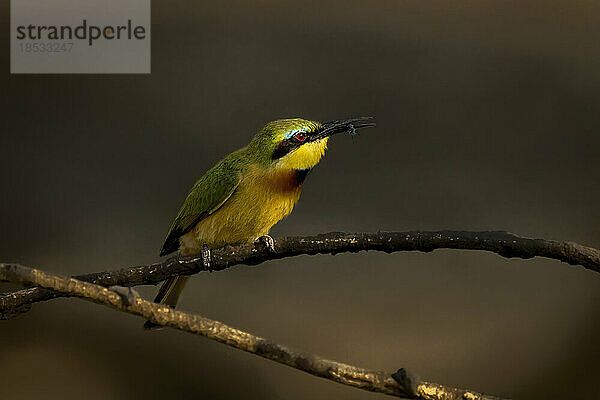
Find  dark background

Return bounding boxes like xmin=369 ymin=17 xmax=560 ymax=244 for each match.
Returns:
xmin=2 ymin=1 xmax=599 ymax=399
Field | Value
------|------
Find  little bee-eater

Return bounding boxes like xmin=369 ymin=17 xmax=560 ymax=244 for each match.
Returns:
xmin=144 ymin=117 xmax=374 ymax=329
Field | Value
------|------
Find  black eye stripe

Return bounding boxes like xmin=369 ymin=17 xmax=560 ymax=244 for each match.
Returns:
xmin=271 ymin=128 xmax=320 ymax=160
xmin=272 ymin=140 xmax=295 ymax=160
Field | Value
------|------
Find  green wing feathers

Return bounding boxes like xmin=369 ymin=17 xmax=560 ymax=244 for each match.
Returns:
xmin=160 ymin=152 xmax=244 ymax=256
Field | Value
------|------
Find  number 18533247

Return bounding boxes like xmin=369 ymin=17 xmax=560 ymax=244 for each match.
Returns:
xmin=20 ymin=42 xmax=74 ymax=53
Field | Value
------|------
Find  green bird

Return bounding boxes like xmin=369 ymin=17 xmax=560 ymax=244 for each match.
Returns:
xmin=145 ymin=117 xmax=374 ymax=329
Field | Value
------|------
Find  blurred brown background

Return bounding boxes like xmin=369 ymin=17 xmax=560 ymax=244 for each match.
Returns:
xmin=1 ymin=1 xmax=600 ymax=399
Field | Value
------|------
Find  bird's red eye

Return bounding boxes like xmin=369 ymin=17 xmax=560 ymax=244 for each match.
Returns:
xmin=295 ymin=132 xmax=307 ymax=141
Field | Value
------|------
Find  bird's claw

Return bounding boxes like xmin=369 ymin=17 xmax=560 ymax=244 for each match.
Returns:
xmin=347 ymin=123 xmax=356 ymax=136
xmin=109 ymin=285 xmax=140 ymax=307
xmin=201 ymin=244 xmax=212 ymax=271
xmin=255 ymin=235 xmax=276 ymax=253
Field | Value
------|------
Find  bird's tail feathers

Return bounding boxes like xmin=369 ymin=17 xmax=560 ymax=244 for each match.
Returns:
xmin=143 ymin=275 xmax=190 ymax=330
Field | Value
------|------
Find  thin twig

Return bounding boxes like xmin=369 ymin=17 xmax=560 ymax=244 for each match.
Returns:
xmin=1 ymin=231 xmax=599 ymax=319
xmin=0 ymin=263 xmax=505 ymax=400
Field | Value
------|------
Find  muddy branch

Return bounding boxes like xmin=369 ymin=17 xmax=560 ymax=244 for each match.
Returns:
xmin=0 ymin=262 xmax=504 ymax=400
xmin=2 ymin=231 xmax=599 ymax=319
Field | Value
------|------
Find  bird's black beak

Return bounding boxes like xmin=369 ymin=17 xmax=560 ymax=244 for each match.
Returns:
xmin=312 ymin=117 xmax=376 ymax=141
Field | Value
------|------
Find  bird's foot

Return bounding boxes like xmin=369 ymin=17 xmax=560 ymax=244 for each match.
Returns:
xmin=109 ymin=285 xmax=140 ymax=307
xmin=255 ymin=235 xmax=276 ymax=254
xmin=347 ymin=123 xmax=357 ymax=136
xmin=201 ymin=244 xmax=212 ymax=271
